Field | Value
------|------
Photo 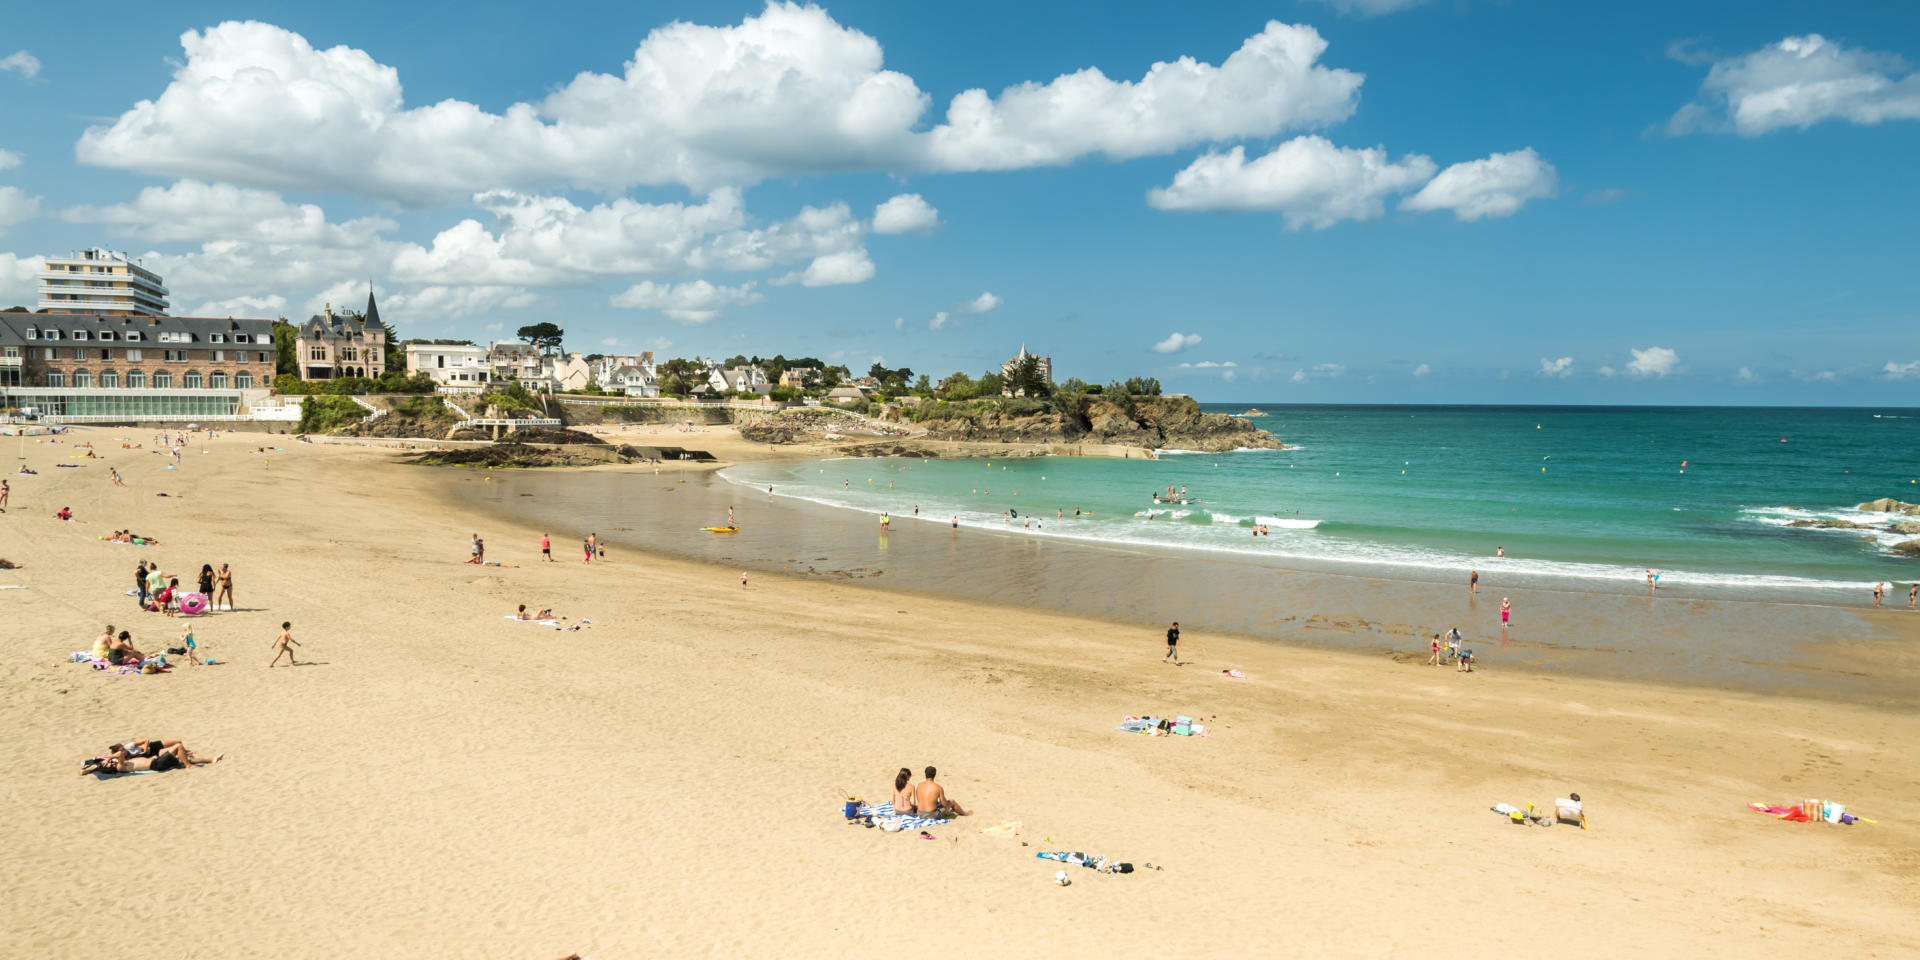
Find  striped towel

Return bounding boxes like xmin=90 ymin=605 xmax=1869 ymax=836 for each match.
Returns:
xmin=857 ymin=802 xmax=949 ymax=829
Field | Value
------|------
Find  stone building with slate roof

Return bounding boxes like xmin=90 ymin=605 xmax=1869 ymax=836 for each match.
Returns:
xmin=295 ymin=289 xmax=387 ymax=380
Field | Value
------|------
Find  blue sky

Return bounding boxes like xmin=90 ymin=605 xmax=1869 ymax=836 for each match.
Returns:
xmin=1 ymin=0 xmax=1916 ymax=402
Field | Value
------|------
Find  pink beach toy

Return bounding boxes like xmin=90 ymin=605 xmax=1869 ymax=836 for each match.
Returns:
xmin=177 ymin=592 xmax=210 ymax=616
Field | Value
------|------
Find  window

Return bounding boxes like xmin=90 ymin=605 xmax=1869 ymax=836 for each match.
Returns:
xmin=100 ymin=370 xmax=119 ymax=388
xmin=72 ymin=330 xmax=89 ymax=340
xmin=165 ymin=349 xmax=187 ymax=363
xmin=342 ymin=347 xmax=357 ymax=362
xmin=24 ymin=327 xmax=35 ymax=338
xmin=151 ymin=371 xmax=171 ymax=388
xmin=73 ymin=370 xmax=92 ymax=388
xmin=210 ymin=333 xmax=225 ymax=343
xmin=127 ymin=371 xmax=145 ymax=388
xmin=125 ymin=349 xmax=141 ymax=362
xmin=183 ymin=370 xmax=203 ymax=389
xmin=235 ymin=371 xmax=253 ymax=389
xmin=2 ymin=346 xmax=14 ymax=358
xmin=258 ymin=352 xmax=270 ymax=364
xmin=309 ymin=346 xmax=326 ymax=360
xmin=210 ymin=372 xmax=228 ymax=389
xmin=211 ymin=350 xmax=225 ymax=363
xmin=437 ymin=355 xmax=446 ymax=368
xmin=43 ymin=329 xmax=58 ymax=340
xmin=99 ymin=348 xmax=112 ymax=361
xmin=43 ymin=371 xmax=64 ymax=387
xmin=125 ymin=331 xmax=141 ymax=342
xmin=99 ymin=331 xmax=116 ymax=341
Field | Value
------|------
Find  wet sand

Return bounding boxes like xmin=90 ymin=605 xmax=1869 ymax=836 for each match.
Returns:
xmin=449 ymin=458 xmax=1919 ymax=706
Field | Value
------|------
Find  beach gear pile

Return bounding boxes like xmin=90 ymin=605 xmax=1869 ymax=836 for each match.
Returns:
xmin=1038 ymin=850 xmax=1134 ymax=875
xmin=1117 ymin=715 xmax=1210 ymax=737
xmin=1749 ymin=800 xmax=1873 ymax=825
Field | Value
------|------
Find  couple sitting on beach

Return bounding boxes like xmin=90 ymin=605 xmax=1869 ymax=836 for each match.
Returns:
xmin=80 ymin=738 xmax=222 ymax=775
xmin=890 ymin=766 xmax=971 ymax=819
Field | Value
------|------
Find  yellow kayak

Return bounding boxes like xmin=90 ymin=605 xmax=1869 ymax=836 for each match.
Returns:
xmin=702 ymin=526 xmax=739 ymax=533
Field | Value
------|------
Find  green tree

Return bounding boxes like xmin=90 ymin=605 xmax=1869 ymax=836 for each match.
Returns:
xmin=516 ymin=322 xmax=565 ymax=356
xmin=913 ymin=373 xmax=932 ymax=395
xmin=1 ymin=305 xmax=27 ymax=312
xmin=1124 ymin=376 xmax=1162 ymax=396
xmin=271 ymin=319 xmax=298 ymax=377
xmin=976 ymin=372 xmax=1005 ymax=397
xmin=1008 ymin=354 xmax=1051 ymax=398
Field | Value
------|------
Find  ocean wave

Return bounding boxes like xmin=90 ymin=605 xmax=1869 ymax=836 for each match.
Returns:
xmin=1256 ymin=516 xmax=1322 ymax=529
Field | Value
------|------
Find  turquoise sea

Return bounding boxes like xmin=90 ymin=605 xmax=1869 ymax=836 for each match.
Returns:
xmin=723 ymin=405 xmax=1920 ymax=600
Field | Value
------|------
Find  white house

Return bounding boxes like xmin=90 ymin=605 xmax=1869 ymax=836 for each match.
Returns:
xmin=590 ymin=352 xmax=656 ymax=396
xmin=405 ymin=343 xmax=490 ymax=393
xmin=707 ymin=364 xmax=770 ymax=395
xmin=487 ymin=341 xmax=558 ymax=390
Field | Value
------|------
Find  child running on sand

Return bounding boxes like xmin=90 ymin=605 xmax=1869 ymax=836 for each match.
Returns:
xmin=180 ymin=623 xmax=201 ymax=666
xmin=268 ymin=621 xmax=301 ymax=667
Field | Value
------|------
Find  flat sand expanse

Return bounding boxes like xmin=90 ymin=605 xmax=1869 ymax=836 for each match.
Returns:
xmin=3 ymin=429 xmax=1917 ymax=959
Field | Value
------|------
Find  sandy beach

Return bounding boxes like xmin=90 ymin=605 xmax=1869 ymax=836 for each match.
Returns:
xmin=4 ymin=426 xmax=1918 ymax=958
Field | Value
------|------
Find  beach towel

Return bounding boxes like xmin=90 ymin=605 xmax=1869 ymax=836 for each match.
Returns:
xmin=88 ymin=768 xmax=155 ymax=779
xmin=857 ymin=802 xmax=949 ymax=829
xmin=502 ymin=616 xmax=563 ymax=626
xmin=979 ymin=821 xmax=1022 ymax=838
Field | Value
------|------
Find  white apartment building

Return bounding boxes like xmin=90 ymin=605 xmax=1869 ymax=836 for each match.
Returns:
xmin=39 ymin=248 xmax=170 ymax=315
xmin=589 ymin=353 xmax=656 ymax=396
xmin=405 ymin=343 xmax=491 ymax=392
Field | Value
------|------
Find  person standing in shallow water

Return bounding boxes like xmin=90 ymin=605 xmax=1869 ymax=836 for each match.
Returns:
xmin=1500 ymin=598 xmax=1511 ymax=631
xmin=1468 ymin=569 xmax=1478 ymax=595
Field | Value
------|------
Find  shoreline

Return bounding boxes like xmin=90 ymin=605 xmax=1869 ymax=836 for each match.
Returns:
xmin=7 ymin=428 xmax=1919 ymax=957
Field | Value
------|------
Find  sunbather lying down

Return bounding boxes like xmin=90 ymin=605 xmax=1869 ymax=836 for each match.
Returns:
xmin=81 ymin=742 xmax=222 ymax=774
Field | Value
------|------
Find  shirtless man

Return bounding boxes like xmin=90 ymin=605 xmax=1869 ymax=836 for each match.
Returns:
xmin=1873 ymin=582 xmax=1884 ymax=608
xmin=913 ymin=766 xmax=970 ymax=817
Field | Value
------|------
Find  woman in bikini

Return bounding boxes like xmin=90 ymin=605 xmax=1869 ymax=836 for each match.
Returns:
xmin=214 ymin=564 xmax=233 ymax=611
xmin=197 ymin=564 xmax=215 ymax=598
xmin=890 ymin=767 xmax=916 ymax=814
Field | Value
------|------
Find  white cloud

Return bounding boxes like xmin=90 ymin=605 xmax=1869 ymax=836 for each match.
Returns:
xmin=1152 ymin=332 xmax=1204 ymax=354
xmin=189 ymin=294 xmax=289 ymax=317
xmin=1177 ymin=360 xmax=1237 ymax=369
xmin=797 ymin=249 xmax=876 ymax=286
xmin=1625 ymin=346 xmax=1681 ymax=378
xmin=1598 ymin=365 xmax=1617 ymax=377
xmin=0 ymin=149 xmax=19 ymax=171
xmin=928 ymin=310 xmax=950 ymax=331
xmin=1412 ymin=363 xmax=1430 ymax=377
xmin=1147 ymin=137 xmax=1437 ymax=230
xmin=1403 ymin=148 xmax=1557 ymax=221
xmin=1291 ymin=362 xmax=1345 ymax=382
xmin=1305 ymin=0 xmax=1428 ymax=16
xmin=893 ymin=316 xmax=904 ymax=330
xmin=1735 ymin=366 xmax=1762 ymax=383
xmin=1538 ymin=356 xmax=1573 ymax=378
xmin=964 ymin=291 xmax=1000 ymax=313
xmin=0 ymin=252 xmax=40 ymax=306
xmin=1799 ymin=369 xmax=1839 ymax=383
xmin=0 ymin=51 xmax=40 ymax=80
xmin=610 ymin=279 xmax=763 ymax=324
xmin=76 ymin=13 xmax=1365 ymax=202
xmin=0 ymin=187 xmax=40 ymax=235
xmin=395 ymin=189 xmax=872 ymax=287
xmin=1881 ymin=360 xmax=1919 ymax=380
xmin=382 ymin=285 xmax=536 ymax=323
xmin=63 ymin=180 xmax=395 ymax=246
xmin=871 ymin=193 xmax=940 ymax=233
xmin=1667 ymin=34 xmax=1920 ymax=136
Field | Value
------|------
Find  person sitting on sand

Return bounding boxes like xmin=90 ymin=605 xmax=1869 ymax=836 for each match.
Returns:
xmin=82 ymin=743 xmax=222 ymax=775
xmin=1554 ymin=793 xmax=1587 ymax=829
xmin=891 ymin=767 xmax=916 ymax=813
xmin=514 ymin=604 xmax=555 ymax=621
xmin=0 ymin=559 xmax=20 ymax=570
xmin=912 ymin=766 xmax=970 ymax=818
xmin=56 ymin=506 xmax=74 ymax=521
xmin=106 ymin=630 xmax=144 ymax=666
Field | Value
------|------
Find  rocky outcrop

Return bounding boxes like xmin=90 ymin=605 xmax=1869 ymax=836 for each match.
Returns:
xmin=1241 ymin=408 xmax=1268 ymax=417
xmin=1857 ymin=498 xmax=1920 ymax=515
xmin=409 ymin=442 xmax=641 ymax=468
xmin=919 ymin=397 xmax=1284 ymax=452
xmin=1892 ymin=521 xmax=1920 ymax=535
xmin=1892 ymin=539 xmax=1920 ymax=557
xmin=1787 ymin=519 xmax=1864 ymax=529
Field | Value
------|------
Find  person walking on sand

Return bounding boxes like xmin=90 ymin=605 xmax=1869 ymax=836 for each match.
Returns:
xmin=268 ymin=621 xmax=301 ymax=667
xmin=1910 ymin=583 xmax=1918 ymax=609
xmin=466 ymin=534 xmax=482 ymax=564
xmin=135 ymin=561 xmax=150 ymax=608
xmin=179 ymin=622 xmax=201 ymax=666
xmin=541 ymin=533 xmax=553 ymax=562
xmin=1873 ymin=582 xmax=1884 ymax=607
xmin=0 ymin=477 xmax=9 ymax=512
xmin=1500 ymin=598 xmax=1511 ymax=630
xmin=1164 ymin=622 xmax=1180 ymax=663
xmin=1427 ymin=634 xmax=1442 ymax=666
